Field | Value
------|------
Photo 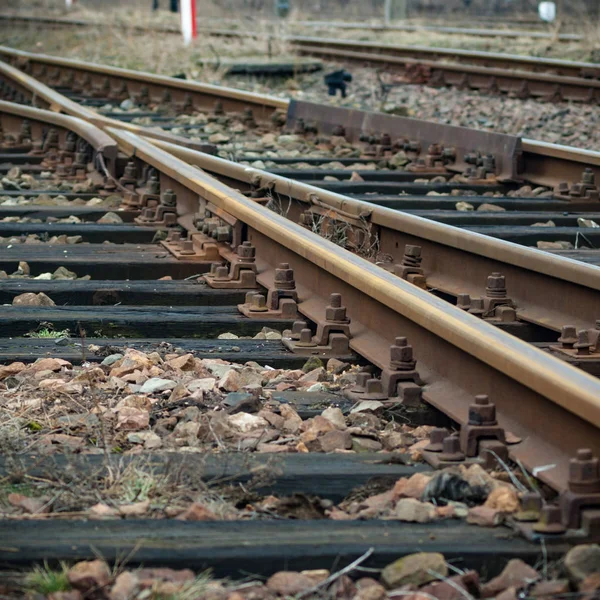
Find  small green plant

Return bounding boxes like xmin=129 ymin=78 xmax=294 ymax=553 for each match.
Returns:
xmin=25 ymin=327 xmax=70 ymax=339
xmin=24 ymin=562 xmax=71 ymax=595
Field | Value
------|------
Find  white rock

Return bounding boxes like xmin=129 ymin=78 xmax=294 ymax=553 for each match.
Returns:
xmin=321 ymin=407 xmax=347 ymax=430
xmin=188 ymin=377 xmax=217 ymax=392
xmin=139 ymin=377 xmax=176 ymax=394
xmin=228 ymin=412 xmax=268 ymax=432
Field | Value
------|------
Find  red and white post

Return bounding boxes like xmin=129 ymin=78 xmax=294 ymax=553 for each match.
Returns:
xmin=180 ymin=0 xmax=197 ymax=45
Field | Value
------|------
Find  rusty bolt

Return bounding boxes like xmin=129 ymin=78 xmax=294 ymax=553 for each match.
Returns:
xmin=296 ymin=328 xmax=317 ymax=348
xmin=558 ymin=325 xmax=578 ymax=348
xmin=236 ymin=241 xmax=256 ymax=260
xmin=457 ymin=294 xmax=471 ymax=310
xmin=469 ymin=298 xmax=485 ymax=316
xmin=442 ymin=147 xmax=456 ymax=161
xmin=404 ymin=141 xmax=420 ymax=153
xmin=568 ymin=448 xmax=600 ymax=494
xmin=582 ymin=168 xmax=595 ymax=186
xmin=244 ymin=291 xmax=258 ymax=303
xmin=464 ymin=151 xmax=480 ymax=165
xmin=532 ymin=505 xmax=566 ymax=534
xmin=249 ymin=294 xmax=268 ymax=312
xmin=482 ymin=154 xmax=495 ymax=172
xmin=427 ymin=143 xmax=443 ymax=156
xmin=166 ymin=230 xmax=181 ymax=243
xmin=288 ymin=320 xmax=307 ymax=340
xmin=486 ymin=272 xmax=507 ymax=298
xmin=146 ymin=174 xmax=160 ymax=195
xmin=402 ymin=244 xmax=422 ymax=267
xmin=468 ymin=394 xmax=497 ymax=426
xmin=161 ymin=189 xmax=176 ymax=207
xmin=213 ymin=226 xmax=232 ymax=242
xmin=332 ymin=125 xmax=346 ymax=137
xmin=380 ymin=133 xmax=392 ymax=146
xmin=214 ymin=266 xmax=229 ymax=281
xmin=352 ymin=372 xmax=369 ymax=393
xmin=574 ymin=329 xmax=593 ymax=355
xmin=424 ymin=427 xmax=449 ymax=453
xmin=390 ymin=337 xmax=416 ymax=371
xmin=325 ymin=293 xmax=348 ymax=323
xmin=124 ymin=161 xmax=137 ymax=180
xmin=439 ymin=436 xmax=465 ymax=462
xmin=179 ymin=240 xmax=195 ymax=255
xmin=514 ymin=492 xmax=543 ymax=522
xmin=365 ymin=378 xmax=384 ymax=395
xmin=274 ymin=263 xmax=295 ymax=290
xmin=43 ymin=129 xmax=59 ymax=150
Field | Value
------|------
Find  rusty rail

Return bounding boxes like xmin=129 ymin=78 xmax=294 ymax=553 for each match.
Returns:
xmin=151 ymin=137 xmax=600 ymax=334
xmin=0 ymin=46 xmax=288 ymax=119
xmin=109 ymin=128 xmax=600 ymax=506
xmin=0 ymin=94 xmax=599 ymax=538
xmin=0 ymin=99 xmax=118 ymax=172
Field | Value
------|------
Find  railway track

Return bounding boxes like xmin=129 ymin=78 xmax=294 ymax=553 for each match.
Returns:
xmin=3 ymin=48 xmax=600 ymax=256
xmin=2 ymin=15 xmax=600 ymax=103
xmin=0 ymin=46 xmax=599 ymax=590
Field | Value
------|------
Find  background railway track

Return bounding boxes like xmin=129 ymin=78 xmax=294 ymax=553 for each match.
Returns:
xmin=1 ymin=15 xmax=599 ymax=103
xmin=0 ymin=32 xmax=599 ymax=596
xmin=3 ymin=49 xmax=600 ymax=258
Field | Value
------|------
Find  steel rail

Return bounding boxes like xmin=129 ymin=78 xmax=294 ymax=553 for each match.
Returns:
xmin=0 ymin=46 xmax=289 ymax=118
xmin=4 ymin=49 xmax=600 ymax=188
xmin=0 ymin=59 xmax=218 ymax=153
xmin=0 ymin=99 xmax=117 ymax=167
xmin=150 ymin=138 xmax=600 ymax=336
xmin=185 ymin=28 xmax=599 ymax=79
xmin=107 ymin=127 xmax=600 ymax=494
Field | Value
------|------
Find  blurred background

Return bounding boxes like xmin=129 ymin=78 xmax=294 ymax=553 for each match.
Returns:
xmin=2 ymin=0 xmax=599 ymax=23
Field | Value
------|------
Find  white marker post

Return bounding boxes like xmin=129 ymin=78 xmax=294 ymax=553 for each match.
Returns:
xmin=181 ymin=0 xmax=197 ymax=46
xmin=65 ymin=0 xmax=73 ymax=8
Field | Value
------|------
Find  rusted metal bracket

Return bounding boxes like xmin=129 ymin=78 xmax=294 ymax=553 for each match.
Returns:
xmin=122 ymin=169 xmax=161 ymax=209
xmin=238 ymin=263 xmax=299 ymax=319
xmin=282 ymin=293 xmax=351 ymax=356
xmin=203 ymin=241 xmax=258 ymax=289
xmin=287 ymin=100 xmax=522 ymax=181
xmin=513 ymin=448 xmax=600 ymax=542
xmin=161 ymin=230 xmax=220 ymax=262
xmin=422 ymin=395 xmax=512 ymax=470
xmin=457 ymin=272 xmax=518 ymax=323
xmin=554 ymin=168 xmax=599 ymax=202
xmin=393 ymin=244 xmax=427 ymax=289
xmin=405 ymin=143 xmax=456 ymax=174
xmin=135 ymin=189 xmax=178 ymax=227
xmin=549 ymin=323 xmax=600 ymax=376
xmin=345 ymin=336 xmax=424 ymax=406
